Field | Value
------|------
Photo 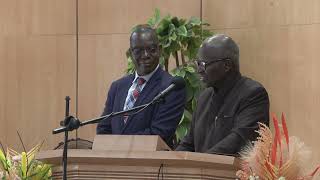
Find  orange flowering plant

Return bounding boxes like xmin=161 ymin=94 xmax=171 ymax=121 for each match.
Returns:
xmin=236 ymin=113 xmax=319 ymax=180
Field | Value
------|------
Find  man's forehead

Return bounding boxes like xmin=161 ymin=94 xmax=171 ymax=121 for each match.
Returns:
xmin=198 ymin=44 xmax=227 ymax=60
xmin=198 ymin=35 xmax=236 ymax=61
xmin=130 ymin=31 xmax=158 ymax=47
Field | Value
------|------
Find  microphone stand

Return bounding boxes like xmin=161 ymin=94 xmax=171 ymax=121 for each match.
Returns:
xmin=62 ymin=96 xmax=70 ymax=180
xmin=53 ymin=101 xmax=156 ymax=134
xmin=53 ymin=97 xmax=164 ymax=180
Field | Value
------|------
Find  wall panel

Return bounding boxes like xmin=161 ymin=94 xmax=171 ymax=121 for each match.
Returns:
xmin=78 ymin=0 xmax=200 ymax=34
xmin=202 ymin=0 xmax=255 ymax=29
xmin=0 ymin=0 xmax=32 ymax=35
xmin=31 ymin=0 xmax=76 ymax=35
xmin=4 ymin=36 xmax=77 ymax=150
xmin=0 ymin=0 xmax=77 ymax=151
xmin=0 ymin=36 xmax=7 ymax=146
xmin=77 ymin=34 xmax=129 ymax=141
xmin=203 ymin=0 xmax=320 ymax=29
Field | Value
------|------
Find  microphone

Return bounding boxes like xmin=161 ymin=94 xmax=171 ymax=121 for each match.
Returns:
xmin=152 ymin=76 xmax=185 ymax=102
xmin=52 ymin=77 xmax=185 ymax=134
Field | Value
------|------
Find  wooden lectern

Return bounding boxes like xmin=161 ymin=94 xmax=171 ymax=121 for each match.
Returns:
xmin=37 ymin=135 xmax=239 ymax=179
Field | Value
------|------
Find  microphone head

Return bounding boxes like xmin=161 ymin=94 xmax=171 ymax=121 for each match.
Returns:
xmin=172 ymin=76 xmax=185 ymax=90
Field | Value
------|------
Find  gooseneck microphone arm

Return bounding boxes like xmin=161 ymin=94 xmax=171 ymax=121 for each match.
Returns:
xmin=53 ymin=75 xmax=186 ymax=134
xmin=53 ymin=101 xmax=156 ymax=134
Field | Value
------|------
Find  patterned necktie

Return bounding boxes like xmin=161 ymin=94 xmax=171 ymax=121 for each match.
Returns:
xmin=123 ymin=77 xmax=146 ymax=123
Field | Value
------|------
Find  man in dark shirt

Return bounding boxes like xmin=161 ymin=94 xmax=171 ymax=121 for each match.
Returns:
xmin=175 ymin=34 xmax=269 ymax=155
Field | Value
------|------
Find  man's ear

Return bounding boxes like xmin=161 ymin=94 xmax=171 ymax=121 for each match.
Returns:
xmin=224 ymin=61 xmax=233 ymax=72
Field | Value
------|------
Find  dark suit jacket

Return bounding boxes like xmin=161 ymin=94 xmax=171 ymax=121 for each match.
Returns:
xmin=96 ymin=67 xmax=186 ymax=145
xmin=176 ymin=72 xmax=269 ymax=154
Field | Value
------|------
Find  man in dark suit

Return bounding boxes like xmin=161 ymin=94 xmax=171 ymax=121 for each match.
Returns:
xmin=176 ymin=34 xmax=269 ymax=154
xmin=96 ymin=25 xmax=186 ymax=146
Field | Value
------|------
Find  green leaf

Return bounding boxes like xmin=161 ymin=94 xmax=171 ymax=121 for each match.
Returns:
xmin=179 ymin=18 xmax=187 ymax=26
xmin=171 ymin=17 xmax=180 ymax=27
xmin=126 ymin=56 xmax=135 ymax=74
xmin=163 ymin=38 xmax=172 ymax=48
xmin=169 ymin=32 xmax=177 ymax=41
xmin=173 ymin=68 xmax=186 ymax=78
xmin=184 ymin=109 xmax=192 ymax=121
xmin=202 ymin=29 xmax=214 ymax=40
xmin=189 ymin=17 xmax=201 ymax=26
xmin=192 ymin=98 xmax=197 ymax=112
xmin=168 ymin=41 xmax=181 ymax=52
xmin=159 ymin=56 xmax=165 ymax=66
xmin=176 ymin=25 xmax=187 ymax=37
xmin=186 ymin=72 xmax=200 ymax=88
xmin=185 ymin=66 xmax=195 ymax=73
xmin=156 ymin=16 xmax=171 ymax=36
xmin=168 ymin=23 xmax=176 ymax=35
xmin=185 ymin=81 xmax=194 ymax=102
xmin=175 ymin=125 xmax=187 ymax=140
xmin=154 ymin=8 xmax=161 ymax=25
xmin=147 ymin=8 xmax=161 ymax=27
xmin=21 ymin=152 xmax=27 ymax=178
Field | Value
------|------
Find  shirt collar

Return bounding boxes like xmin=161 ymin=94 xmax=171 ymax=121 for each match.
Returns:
xmin=133 ymin=64 xmax=160 ymax=83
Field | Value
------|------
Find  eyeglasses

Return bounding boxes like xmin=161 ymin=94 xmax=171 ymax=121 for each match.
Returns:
xmin=131 ymin=46 xmax=158 ymax=58
xmin=194 ymin=58 xmax=230 ymax=70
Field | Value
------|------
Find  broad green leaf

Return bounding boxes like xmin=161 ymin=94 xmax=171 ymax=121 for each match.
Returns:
xmin=179 ymin=18 xmax=187 ymax=26
xmin=169 ymin=32 xmax=177 ymax=41
xmin=174 ymin=68 xmax=186 ymax=78
xmin=171 ymin=17 xmax=180 ymax=27
xmin=185 ymin=81 xmax=194 ymax=102
xmin=168 ymin=23 xmax=176 ymax=35
xmin=175 ymin=125 xmax=187 ymax=140
xmin=186 ymin=72 xmax=200 ymax=88
xmin=185 ymin=66 xmax=195 ymax=73
xmin=163 ymin=39 xmax=171 ymax=48
xmin=159 ymin=56 xmax=165 ymax=66
xmin=189 ymin=17 xmax=201 ymax=26
xmin=168 ymin=42 xmax=181 ymax=54
xmin=184 ymin=109 xmax=192 ymax=121
xmin=156 ymin=17 xmax=171 ymax=36
xmin=202 ymin=29 xmax=214 ymax=40
xmin=176 ymin=25 xmax=187 ymax=37
xmin=179 ymin=113 xmax=185 ymax=125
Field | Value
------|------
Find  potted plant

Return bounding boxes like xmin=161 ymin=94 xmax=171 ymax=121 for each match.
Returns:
xmin=0 ymin=142 xmax=52 ymax=180
xmin=126 ymin=9 xmax=214 ymax=141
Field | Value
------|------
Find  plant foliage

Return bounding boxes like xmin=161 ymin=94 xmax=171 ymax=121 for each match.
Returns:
xmin=0 ymin=142 xmax=52 ymax=180
xmin=237 ymin=113 xmax=319 ymax=180
xmin=126 ymin=9 xmax=214 ymax=141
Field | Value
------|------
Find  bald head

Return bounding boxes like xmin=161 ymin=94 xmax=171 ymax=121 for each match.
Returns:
xmin=198 ymin=34 xmax=239 ymax=72
xmin=130 ymin=25 xmax=158 ymax=47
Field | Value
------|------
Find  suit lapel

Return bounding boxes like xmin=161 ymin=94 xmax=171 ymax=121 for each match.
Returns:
xmin=134 ymin=68 xmax=162 ymax=106
xmin=121 ymin=68 xmax=163 ymax=133
xmin=116 ymin=75 xmax=134 ymax=129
